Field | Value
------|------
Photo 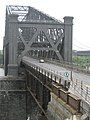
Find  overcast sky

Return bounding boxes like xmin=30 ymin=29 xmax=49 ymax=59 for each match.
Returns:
xmin=0 ymin=0 xmax=90 ymax=51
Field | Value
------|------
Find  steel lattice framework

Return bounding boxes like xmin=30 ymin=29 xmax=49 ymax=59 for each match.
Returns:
xmin=4 ymin=5 xmax=73 ymax=76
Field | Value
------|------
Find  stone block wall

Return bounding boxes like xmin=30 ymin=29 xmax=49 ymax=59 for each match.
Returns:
xmin=47 ymin=92 xmax=82 ymax=120
xmin=0 ymin=77 xmax=26 ymax=120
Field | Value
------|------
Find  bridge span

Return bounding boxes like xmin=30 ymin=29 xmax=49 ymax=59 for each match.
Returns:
xmin=21 ymin=56 xmax=90 ymax=119
xmin=22 ymin=56 xmax=90 ymax=101
xmin=3 ymin=5 xmax=90 ymax=120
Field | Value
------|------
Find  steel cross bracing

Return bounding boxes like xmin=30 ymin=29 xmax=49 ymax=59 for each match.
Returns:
xmin=18 ymin=26 xmax=64 ymax=60
xmin=4 ymin=5 xmax=73 ymax=75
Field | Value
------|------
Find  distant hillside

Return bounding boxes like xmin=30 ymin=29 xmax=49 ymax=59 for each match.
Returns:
xmin=73 ymin=50 xmax=90 ymax=56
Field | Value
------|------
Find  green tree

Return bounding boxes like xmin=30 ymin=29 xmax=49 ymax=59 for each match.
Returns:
xmin=0 ymin=50 xmax=3 ymax=65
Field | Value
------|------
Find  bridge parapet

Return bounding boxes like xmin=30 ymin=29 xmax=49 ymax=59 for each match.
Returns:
xmin=22 ymin=57 xmax=85 ymax=119
xmin=48 ymin=92 xmax=82 ymax=120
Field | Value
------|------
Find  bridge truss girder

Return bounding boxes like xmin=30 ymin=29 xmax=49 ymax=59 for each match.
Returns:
xmin=18 ymin=22 xmax=64 ymax=60
xmin=4 ymin=5 xmax=73 ymax=76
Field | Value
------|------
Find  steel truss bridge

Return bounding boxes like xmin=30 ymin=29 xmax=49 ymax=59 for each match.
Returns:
xmin=3 ymin=5 xmax=90 ymax=120
xmin=4 ymin=5 xmax=73 ymax=76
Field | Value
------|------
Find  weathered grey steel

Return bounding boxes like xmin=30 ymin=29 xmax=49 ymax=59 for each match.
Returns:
xmin=7 ymin=14 xmax=19 ymax=76
xmin=4 ymin=5 xmax=73 ymax=76
xmin=64 ymin=17 xmax=73 ymax=62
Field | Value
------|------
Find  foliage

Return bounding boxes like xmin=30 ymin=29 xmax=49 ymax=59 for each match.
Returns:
xmin=0 ymin=50 xmax=3 ymax=64
xmin=72 ymin=56 xmax=90 ymax=68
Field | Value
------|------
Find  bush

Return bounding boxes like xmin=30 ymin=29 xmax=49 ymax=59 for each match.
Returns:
xmin=72 ymin=56 xmax=90 ymax=68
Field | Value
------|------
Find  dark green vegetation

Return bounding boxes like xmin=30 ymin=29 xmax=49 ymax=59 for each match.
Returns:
xmin=0 ymin=50 xmax=3 ymax=65
xmin=72 ymin=56 xmax=90 ymax=69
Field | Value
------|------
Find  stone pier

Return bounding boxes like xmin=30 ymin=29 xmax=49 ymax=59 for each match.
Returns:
xmin=0 ymin=76 xmax=26 ymax=120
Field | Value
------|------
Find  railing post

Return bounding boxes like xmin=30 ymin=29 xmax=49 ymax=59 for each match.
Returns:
xmin=85 ymin=87 xmax=88 ymax=100
xmin=81 ymin=81 xmax=83 ymax=96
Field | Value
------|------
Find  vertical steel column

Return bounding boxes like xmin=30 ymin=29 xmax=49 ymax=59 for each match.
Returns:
xmin=63 ymin=16 xmax=73 ymax=62
xmin=8 ymin=14 xmax=19 ymax=76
